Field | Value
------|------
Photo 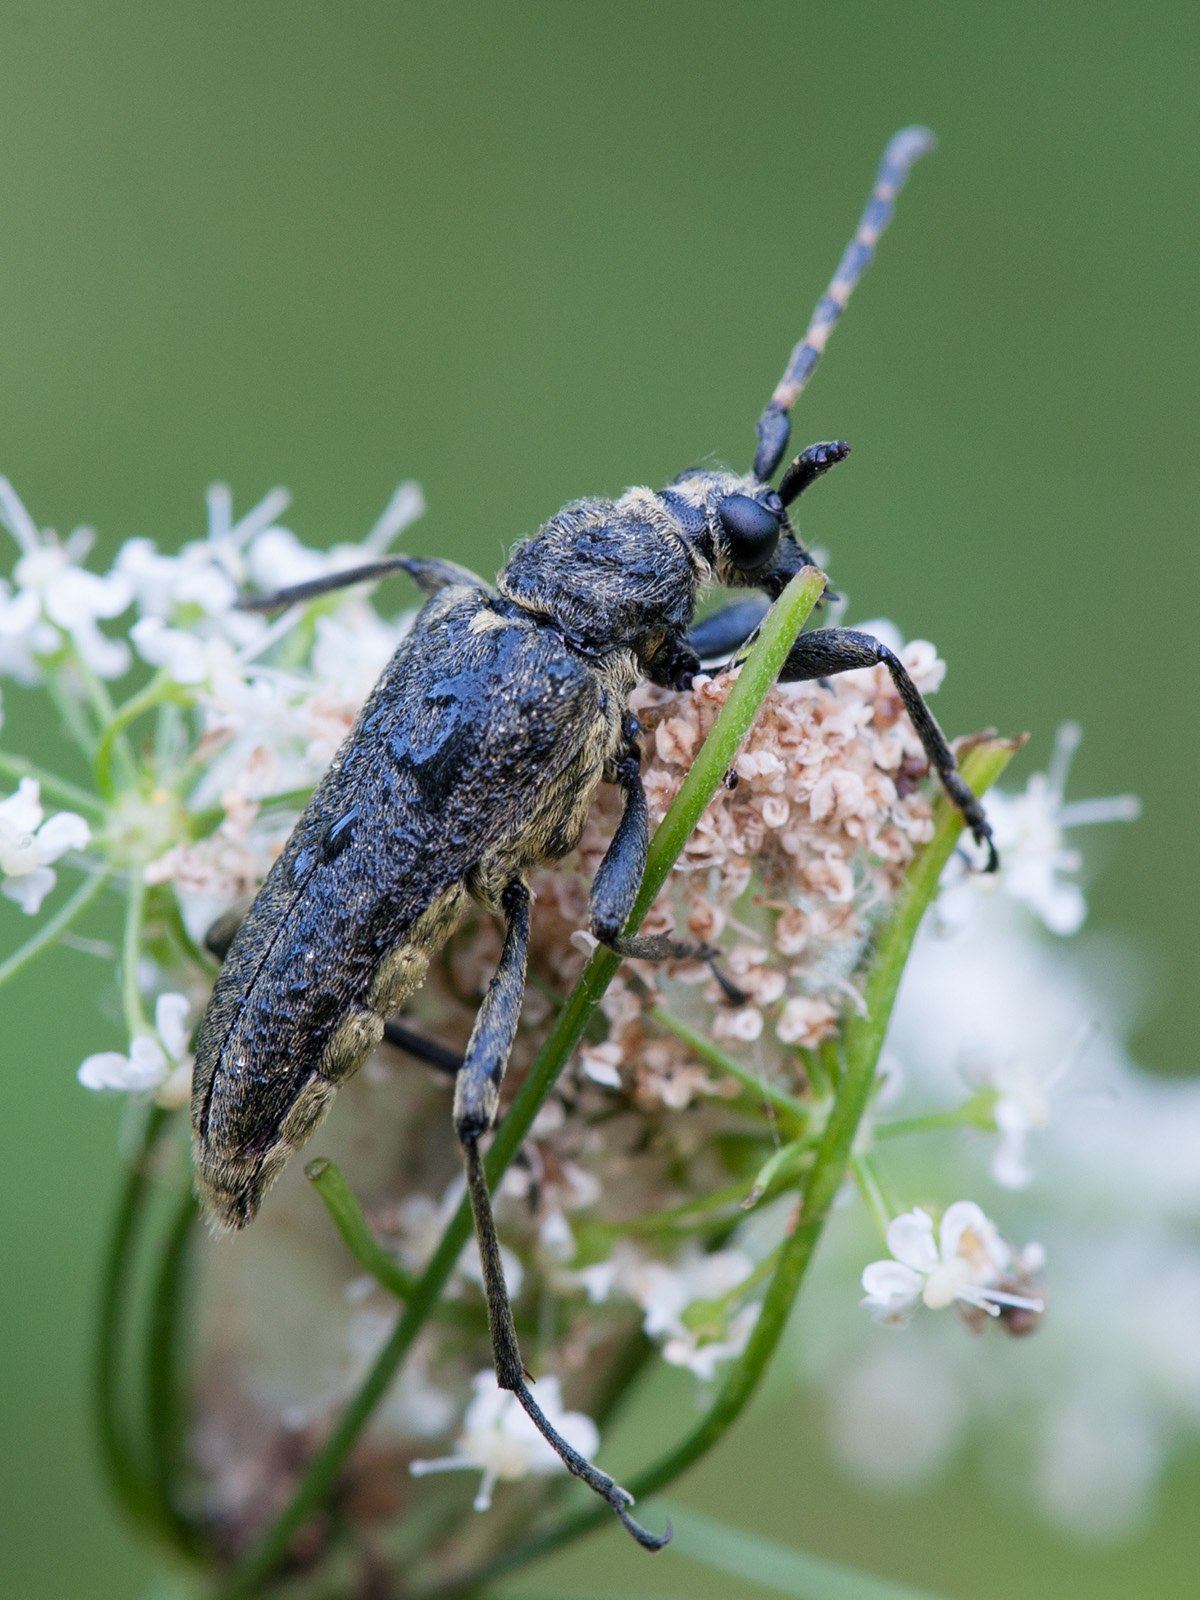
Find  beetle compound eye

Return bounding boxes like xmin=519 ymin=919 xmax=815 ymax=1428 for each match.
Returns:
xmin=715 ymin=493 xmax=781 ymax=571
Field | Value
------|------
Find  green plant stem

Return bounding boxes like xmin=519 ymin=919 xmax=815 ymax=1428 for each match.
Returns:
xmin=850 ymin=1153 xmax=893 ymax=1241
xmin=69 ymin=640 xmax=140 ymax=788
xmin=122 ymin=870 xmax=149 ymax=1033
xmin=651 ymin=1006 xmax=810 ymax=1124
xmin=0 ymin=868 xmax=112 ymax=989
xmin=94 ymin=1103 xmax=171 ymax=1537
xmin=46 ymin=674 xmax=101 ymax=758
xmin=145 ymin=1182 xmax=202 ymax=1551
xmin=0 ymin=749 xmax=105 ymax=813
xmin=873 ymin=1095 xmax=997 ymax=1139
xmin=307 ymin=1158 xmax=418 ymax=1299
xmin=96 ymin=674 xmax=188 ymax=800
xmin=429 ymin=737 xmax=1019 ymax=1597
xmin=216 ymin=566 xmax=828 ymax=1600
xmin=305 ymin=1158 xmax=482 ymax=1332
xmin=594 ymin=1178 xmax=751 ymax=1239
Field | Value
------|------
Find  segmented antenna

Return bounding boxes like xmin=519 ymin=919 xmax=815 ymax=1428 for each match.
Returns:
xmin=754 ymin=126 xmax=936 ymax=481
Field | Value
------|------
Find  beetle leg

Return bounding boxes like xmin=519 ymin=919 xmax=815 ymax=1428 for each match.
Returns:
xmin=452 ymin=880 xmax=669 ymax=1550
xmin=686 ymin=596 xmax=771 ymax=663
xmin=590 ymin=745 xmax=747 ymax=1004
xmin=381 ymin=1020 xmax=463 ymax=1078
xmin=235 ymin=553 xmax=491 ymax=611
xmin=777 ymin=627 xmax=998 ymax=869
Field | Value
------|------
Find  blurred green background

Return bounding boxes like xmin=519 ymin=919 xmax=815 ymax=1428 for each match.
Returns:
xmin=2 ymin=4 xmax=1196 ymax=1597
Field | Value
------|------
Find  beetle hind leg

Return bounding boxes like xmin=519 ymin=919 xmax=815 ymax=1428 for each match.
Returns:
xmin=450 ymin=878 xmax=669 ymax=1549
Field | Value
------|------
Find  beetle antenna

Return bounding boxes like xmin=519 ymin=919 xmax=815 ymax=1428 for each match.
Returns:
xmin=754 ymin=126 xmax=936 ymax=482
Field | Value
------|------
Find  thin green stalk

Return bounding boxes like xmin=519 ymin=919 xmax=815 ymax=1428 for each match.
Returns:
xmin=874 ymin=1094 xmax=997 ymax=1140
xmin=216 ymin=567 xmax=828 ymax=1600
xmin=69 ymin=640 xmax=140 ymax=789
xmin=122 ymin=870 xmax=150 ymax=1033
xmin=651 ymin=1006 xmax=810 ymax=1124
xmin=305 ymin=1158 xmax=482 ymax=1332
xmin=46 ymin=674 xmax=100 ymax=757
xmin=594 ymin=1177 xmax=751 ymax=1239
xmin=431 ymin=738 xmax=1019 ymax=1595
xmin=96 ymin=674 xmax=188 ymax=800
xmin=0 ymin=868 xmax=112 ymax=989
xmin=94 ymin=1103 xmax=171 ymax=1536
xmin=307 ymin=1158 xmax=418 ymax=1299
xmin=0 ymin=749 xmax=105 ymax=814
xmin=850 ymin=1153 xmax=893 ymax=1242
xmin=144 ymin=1183 xmax=204 ymax=1552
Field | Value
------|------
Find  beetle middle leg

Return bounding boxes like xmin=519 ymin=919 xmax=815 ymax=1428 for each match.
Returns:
xmin=453 ymin=879 xmax=668 ymax=1549
xmin=590 ymin=727 xmax=746 ymax=1004
xmin=778 ymin=627 xmax=998 ymax=867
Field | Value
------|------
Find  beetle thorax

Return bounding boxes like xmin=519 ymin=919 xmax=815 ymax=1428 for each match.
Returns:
xmin=496 ymin=490 xmax=705 ymax=659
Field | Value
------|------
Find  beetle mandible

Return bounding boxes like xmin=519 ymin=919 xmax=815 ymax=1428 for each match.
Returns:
xmin=191 ymin=126 xmax=996 ymax=1548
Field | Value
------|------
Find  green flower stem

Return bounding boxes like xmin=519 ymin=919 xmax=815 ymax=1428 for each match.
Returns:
xmin=651 ymin=1006 xmax=810 ymax=1125
xmin=0 ymin=749 xmax=105 ymax=814
xmin=744 ymin=1135 xmax=816 ymax=1207
xmin=122 ymin=870 xmax=150 ymax=1034
xmin=94 ymin=1103 xmax=171 ymax=1538
xmin=594 ymin=1178 xmax=752 ymax=1239
xmin=850 ymin=1153 xmax=893 ymax=1241
xmin=433 ymin=737 xmax=1020 ymax=1596
xmin=47 ymin=674 xmax=100 ymax=758
xmin=873 ymin=1094 xmax=997 ymax=1140
xmin=70 ymin=640 xmax=139 ymax=789
xmin=96 ymin=673 xmax=189 ymax=801
xmin=216 ymin=567 xmax=828 ymax=1600
xmin=305 ymin=1158 xmax=483 ymax=1332
xmin=0 ymin=868 xmax=112 ymax=989
xmin=144 ymin=1182 xmax=203 ymax=1553
xmin=307 ymin=1158 xmax=417 ymax=1299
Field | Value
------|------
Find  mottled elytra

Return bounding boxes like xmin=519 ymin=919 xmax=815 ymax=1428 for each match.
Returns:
xmin=191 ymin=126 xmax=995 ymax=1549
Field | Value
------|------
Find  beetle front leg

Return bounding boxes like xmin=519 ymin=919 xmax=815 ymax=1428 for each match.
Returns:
xmin=452 ymin=879 xmax=668 ymax=1550
xmin=778 ymin=627 xmax=998 ymax=868
xmin=589 ymin=729 xmax=746 ymax=1003
xmin=686 ymin=596 xmax=771 ymax=664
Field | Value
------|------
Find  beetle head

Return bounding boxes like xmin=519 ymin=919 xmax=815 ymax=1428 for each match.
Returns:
xmin=661 ymin=468 xmax=813 ymax=600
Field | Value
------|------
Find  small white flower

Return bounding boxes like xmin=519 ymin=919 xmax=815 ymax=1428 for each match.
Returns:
xmin=0 ymin=479 xmax=132 ymax=680
xmin=409 ymin=1371 xmax=598 ymax=1511
xmin=0 ymin=779 xmax=91 ymax=913
xmin=626 ymin=1246 xmax=760 ymax=1379
xmin=962 ymin=1023 xmax=1094 ymax=1189
xmin=860 ymin=1201 xmax=1044 ymax=1324
xmin=951 ymin=723 xmax=1140 ymax=935
xmin=78 ymin=992 xmax=192 ymax=1099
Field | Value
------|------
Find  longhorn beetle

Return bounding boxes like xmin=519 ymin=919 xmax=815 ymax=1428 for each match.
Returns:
xmin=192 ymin=126 xmax=996 ymax=1548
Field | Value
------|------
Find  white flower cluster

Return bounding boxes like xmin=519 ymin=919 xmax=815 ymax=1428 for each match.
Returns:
xmin=0 ymin=778 xmax=90 ymax=914
xmin=0 ymin=474 xmax=423 ymax=1088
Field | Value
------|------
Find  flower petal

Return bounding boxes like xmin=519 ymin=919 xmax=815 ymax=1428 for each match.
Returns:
xmin=3 ymin=865 xmax=55 ymax=914
xmin=34 ymin=811 xmax=91 ymax=863
xmin=939 ymin=1201 xmax=990 ymax=1262
xmin=0 ymin=777 xmax=43 ymax=832
xmin=885 ymin=1208 xmax=938 ymax=1273
xmin=861 ymin=1259 xmax=923 ymax=1309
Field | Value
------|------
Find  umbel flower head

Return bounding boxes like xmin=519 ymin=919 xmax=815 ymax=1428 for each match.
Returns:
xmin=0 ymin=473 xmax=1163 ymax=1581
